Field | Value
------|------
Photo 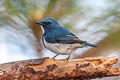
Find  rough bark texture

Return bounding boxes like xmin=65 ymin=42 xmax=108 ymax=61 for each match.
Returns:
xmin=0 ymin=57 xmax=120 ymax=80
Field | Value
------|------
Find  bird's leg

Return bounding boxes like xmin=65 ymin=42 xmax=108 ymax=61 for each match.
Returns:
xmin=66 ymin=55 xmax=71 ymax=60
xmin=53 ymin=54 xmax=59 ymax=58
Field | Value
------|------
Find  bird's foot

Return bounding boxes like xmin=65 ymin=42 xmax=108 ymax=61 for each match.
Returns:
xmin=53 ymin=54 xmax=59 ymax=59
xmin=66 ymin=55 xmax=70 ymax=61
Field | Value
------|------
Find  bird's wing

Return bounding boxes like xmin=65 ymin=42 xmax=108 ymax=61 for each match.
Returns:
xmin=55 ymin=34 xmax=86 ymax=44
xmin=43 ymin=26 xmax=97 ymax=47
xmin=55 ymin=35 xmax=97 ymax=47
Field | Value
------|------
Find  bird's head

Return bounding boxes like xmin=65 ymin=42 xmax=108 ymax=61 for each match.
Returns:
xmin=36 ymin=17 xmax=60 ymax=33
xmin=36 ymin=17 xmax=59 ymax=27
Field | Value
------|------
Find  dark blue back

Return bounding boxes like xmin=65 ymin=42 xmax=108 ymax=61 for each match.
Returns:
xmin=43 ymin=25 xmax=74 ymax=43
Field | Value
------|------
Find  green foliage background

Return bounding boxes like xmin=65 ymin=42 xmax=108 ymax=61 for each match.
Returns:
xmin=0 ymin=0 xmax=120 ymax=79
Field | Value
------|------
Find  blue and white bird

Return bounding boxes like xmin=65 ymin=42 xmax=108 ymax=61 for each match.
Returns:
xmin=36 ymin=17 xmax=97 ymax=59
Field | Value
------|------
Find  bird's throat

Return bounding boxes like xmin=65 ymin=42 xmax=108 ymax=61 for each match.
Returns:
xmin=40 ymin=26 xmax=45 ymax=33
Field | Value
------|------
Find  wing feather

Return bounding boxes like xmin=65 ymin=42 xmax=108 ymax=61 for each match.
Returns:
xmin=55 ymin=35 xmax=86 ymax=44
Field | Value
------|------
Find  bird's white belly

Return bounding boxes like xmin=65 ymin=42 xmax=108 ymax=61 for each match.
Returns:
xmin=43 ymin=39 xmax=84 ymax=55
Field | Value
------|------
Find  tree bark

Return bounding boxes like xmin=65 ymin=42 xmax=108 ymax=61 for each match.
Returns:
xmin=0 ymin=57 xmax=120 ymax=80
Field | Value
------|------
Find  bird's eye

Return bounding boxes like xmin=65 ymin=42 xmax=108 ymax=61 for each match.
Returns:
xmin=47 ymin=21 xmax=52 ymax=24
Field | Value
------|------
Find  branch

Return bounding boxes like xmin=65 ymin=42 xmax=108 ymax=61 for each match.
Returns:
xmin=0 ymin=57 xmax=120 ymax=80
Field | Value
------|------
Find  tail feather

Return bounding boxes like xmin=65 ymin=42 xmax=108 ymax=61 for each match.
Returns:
xmin=86 ymin=43 xmax=97 ymax=47
xmin=81 ymin=42 xmax=98 ymax=47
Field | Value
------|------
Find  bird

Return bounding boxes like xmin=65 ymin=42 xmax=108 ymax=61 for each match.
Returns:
xmin=36 ymin=17 xmax=97 ymax=59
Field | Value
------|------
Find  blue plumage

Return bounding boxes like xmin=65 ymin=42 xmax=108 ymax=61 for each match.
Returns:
xmin=36 ymin=17 xmax=97 ymax=59
xmin=43 ymin=27 xmax=75 ymax=43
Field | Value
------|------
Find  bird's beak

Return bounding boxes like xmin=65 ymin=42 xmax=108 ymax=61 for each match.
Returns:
xmin=35 ymin=22 xmax=44 ymax=25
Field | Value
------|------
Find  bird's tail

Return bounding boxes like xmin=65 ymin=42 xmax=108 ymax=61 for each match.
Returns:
xmin=81 ymin=42 xmax=97 ymax=47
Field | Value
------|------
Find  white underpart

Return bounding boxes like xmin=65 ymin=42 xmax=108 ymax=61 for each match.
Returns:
xmin=43 ymin=38 xmax=85 ymax=55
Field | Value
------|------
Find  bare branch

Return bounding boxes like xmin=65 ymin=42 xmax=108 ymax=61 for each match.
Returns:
xmin=0 ymin=57 xmax=120 ymax=80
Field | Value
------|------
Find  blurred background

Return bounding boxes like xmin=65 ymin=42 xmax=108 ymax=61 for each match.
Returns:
xmin=0 ymin=0 xmax=120 ymax=79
